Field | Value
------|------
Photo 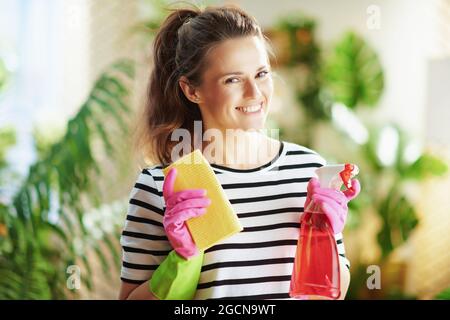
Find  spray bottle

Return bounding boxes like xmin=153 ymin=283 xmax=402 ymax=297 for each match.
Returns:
xmin=289 ymin=163 xmax=359 ymax=300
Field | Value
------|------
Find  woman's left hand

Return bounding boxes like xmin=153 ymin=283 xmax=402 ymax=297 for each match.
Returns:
xmin=304 ymin=177 xmax=361 ymax=234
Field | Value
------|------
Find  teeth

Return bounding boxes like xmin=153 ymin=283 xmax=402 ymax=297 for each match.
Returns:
xmin=236 ymin=104 xmax=262 ymax=113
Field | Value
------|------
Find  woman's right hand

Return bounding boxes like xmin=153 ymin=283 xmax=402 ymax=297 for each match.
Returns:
xmin=304 ymin=177 xmax=360 ymax=235
xmin=162 ymin=167 xmax=211 ymax=259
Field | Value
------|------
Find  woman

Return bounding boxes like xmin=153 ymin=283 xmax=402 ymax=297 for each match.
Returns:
xmin=119 ymin=4 xmax=360 ymax=300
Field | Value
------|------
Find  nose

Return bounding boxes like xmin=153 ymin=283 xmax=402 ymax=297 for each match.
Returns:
xmin=244 ymin=79 xmax=263 ymax=100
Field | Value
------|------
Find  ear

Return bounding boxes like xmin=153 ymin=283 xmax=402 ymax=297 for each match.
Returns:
xmin=179 ymin=76 xmax=202 ymax=104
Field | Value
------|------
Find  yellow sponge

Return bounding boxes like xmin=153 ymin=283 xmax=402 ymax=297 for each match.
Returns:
xmin=162 ymin=149 xmax=243 ymax=251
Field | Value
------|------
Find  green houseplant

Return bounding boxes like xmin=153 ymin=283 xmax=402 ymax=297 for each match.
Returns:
xmin=0 ymin=60 xmax=135 ymax=299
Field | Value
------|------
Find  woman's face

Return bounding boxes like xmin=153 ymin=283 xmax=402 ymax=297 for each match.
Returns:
xmin=181 ymin=35 xmax=274 ymax=133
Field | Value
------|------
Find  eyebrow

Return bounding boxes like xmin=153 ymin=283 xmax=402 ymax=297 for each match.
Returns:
xmin=219 ymin=65 xmax=269 ymax=78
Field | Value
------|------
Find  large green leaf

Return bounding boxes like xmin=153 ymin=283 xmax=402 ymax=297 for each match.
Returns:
xmin=377 ymin=186 xmax=418 ymax=258
xmin=402 ymin=154 xmax=448 ymax=180
xmin=324 ymin=31 xmax=384 ymax=109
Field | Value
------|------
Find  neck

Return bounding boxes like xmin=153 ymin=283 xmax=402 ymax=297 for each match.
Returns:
xmin=200 ymin=129 xmax=280 ymax=169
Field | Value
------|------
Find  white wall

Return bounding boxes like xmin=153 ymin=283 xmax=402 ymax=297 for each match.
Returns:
xmin=425 ymin=58 xmax=450 ymax=147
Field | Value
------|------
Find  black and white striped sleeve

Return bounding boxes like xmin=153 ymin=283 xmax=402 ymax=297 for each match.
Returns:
xmin=119 ymin=168 xmax=171 ymax=284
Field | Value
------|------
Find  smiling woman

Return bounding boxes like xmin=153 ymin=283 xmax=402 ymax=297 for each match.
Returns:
xmin=178 ymin=34 xmax=277 ymax=168
xmin=120 ymin=3 xmax=357 ymax=301
xmin=180 ymin=36 xmax=273 ymax=131
xmin=134 ymin=3 xmax=276 ymax=167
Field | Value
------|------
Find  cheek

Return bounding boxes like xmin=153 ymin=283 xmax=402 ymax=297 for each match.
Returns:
xmin=263 ymin=78 xmax=274 ymax=97
xmin=213 ymin=87 xmax=241 ymax=108
xmin=203 ymin=87 xmax=237 ymax=114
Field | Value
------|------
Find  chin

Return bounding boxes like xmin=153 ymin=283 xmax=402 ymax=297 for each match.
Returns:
xmin=242 ymin=122 xmax=266 ymax=131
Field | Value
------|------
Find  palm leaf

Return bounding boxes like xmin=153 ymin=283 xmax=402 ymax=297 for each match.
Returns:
xmin=0 ymin=59 xmax=135 ymax=299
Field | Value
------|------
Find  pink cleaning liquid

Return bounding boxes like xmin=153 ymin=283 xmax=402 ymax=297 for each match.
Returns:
xmin=289 ymin=208 xmax=341 ymax=300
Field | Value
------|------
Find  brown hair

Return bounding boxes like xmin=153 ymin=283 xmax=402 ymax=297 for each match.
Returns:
xmin=134 ymin=3 xmax=274 ymax=166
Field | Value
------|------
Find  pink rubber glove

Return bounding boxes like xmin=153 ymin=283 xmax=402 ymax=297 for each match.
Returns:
xmin=163 ymin=168 xmax=211 ymax=259
xmin=304 ymin=177 xmax=361 ymax=234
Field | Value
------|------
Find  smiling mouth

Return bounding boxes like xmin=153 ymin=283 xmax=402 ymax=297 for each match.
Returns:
xmin=235 ymin=103 xmax=263 ymax=114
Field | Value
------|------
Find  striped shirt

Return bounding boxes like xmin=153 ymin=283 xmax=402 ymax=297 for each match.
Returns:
xmin=120 ymin=140 xmax=350 ymax=299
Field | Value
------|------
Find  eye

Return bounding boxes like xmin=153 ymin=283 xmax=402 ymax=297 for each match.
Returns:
xmin=225 ymin=77 xmax=240 ymax=84
xmin=257 ymin=70 xmax=270 ymax=78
